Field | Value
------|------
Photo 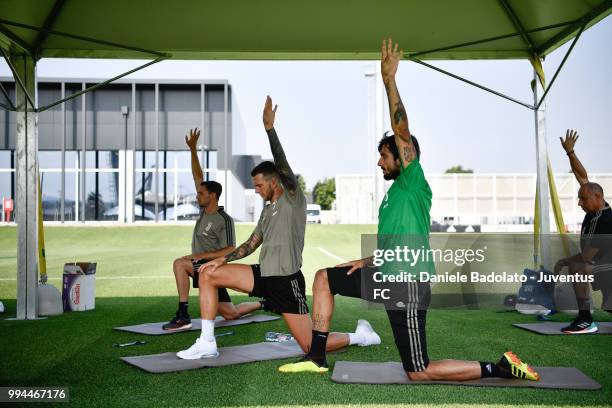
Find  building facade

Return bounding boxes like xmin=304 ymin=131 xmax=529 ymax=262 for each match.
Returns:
xmin=0 ymin=78 xmax=262 ymax=223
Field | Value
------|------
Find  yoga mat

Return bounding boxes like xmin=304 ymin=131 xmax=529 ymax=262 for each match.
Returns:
xmin=122 ymin=341 xmax=304 ymax=373
xmin=513 ymin=322 xmax=612 ymax=335
xmin=114 ymin=314 xmax=280 ymax=335
xmin=331 ymin=361 xmax=601 ymax=390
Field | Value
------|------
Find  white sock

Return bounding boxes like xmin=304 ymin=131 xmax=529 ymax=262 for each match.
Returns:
xmin=200 ymin=319 xmax=215 ymax=341
xmin=348 ymin=332 xmax=365 ymax=346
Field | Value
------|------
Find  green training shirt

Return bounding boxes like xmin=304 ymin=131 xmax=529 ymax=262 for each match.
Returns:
xmin=377 ymin=159 xmax=435 ymax=278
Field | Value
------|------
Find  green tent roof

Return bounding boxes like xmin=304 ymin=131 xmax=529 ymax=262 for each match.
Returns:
xmin=1 ymin=0 xmax=610 ymax=61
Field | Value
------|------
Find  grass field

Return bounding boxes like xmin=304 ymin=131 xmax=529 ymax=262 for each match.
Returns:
xmin=0 ymin=225 xmax=611 ymax=407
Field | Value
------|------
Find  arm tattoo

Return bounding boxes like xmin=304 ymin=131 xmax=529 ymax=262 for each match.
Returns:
xmin=403 ymin=145 xmax=415 ymax=164
xmin=312 ymin=313 xmax=326 ymax=331
xmin=393 ymin=101 xmax=405 ymax=126
xmin=266 ymin=128 xmax=299 ymax=196
xmin=224 ymin=232 xmax=262 ymax=263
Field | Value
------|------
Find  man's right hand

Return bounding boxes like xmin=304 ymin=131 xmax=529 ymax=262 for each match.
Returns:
xmin=381 ymin=38 xmax=402 ymax=84
xmin=560 ymin=129 xmax=579 ymax=153
xmin=199 ymin=256 xmax=226 ymax=274
xmin=335 ymin=258 xmax=366 ymax=275
xmin=185 ymin=128 xmax=200 ymax=151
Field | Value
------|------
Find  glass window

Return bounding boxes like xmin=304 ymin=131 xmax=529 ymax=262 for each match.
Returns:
xmin=39 ymin=151 xmax=61 ymax=169
xmin=166 ymin=151 xmax=192 ymax=169
xmin=0 ymin=151 xmax=12 ymax=168
xmin=134 ymin=170 xmax=156 ymax=220
xmin=85 ymin=172 xmax=119 ymax=221
xmin=0 ymin=172 xmax=14 ymax=202
xmin=135 ymin=150 xmax=159 ymax=170
xmin=64 ymin=171 xmax=78 ymax=221
xmin=40 ymin=171 xmax=62 ymax=221
xmin=97 ymin=151 xmax=119 ymax=169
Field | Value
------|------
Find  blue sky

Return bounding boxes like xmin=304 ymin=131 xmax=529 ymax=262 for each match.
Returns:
xmin=1 ymin=16 xmax=610 ymax=190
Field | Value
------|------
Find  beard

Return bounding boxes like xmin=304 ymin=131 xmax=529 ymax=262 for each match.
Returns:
xmin=382 ymin=167 xmax=400 ymax=180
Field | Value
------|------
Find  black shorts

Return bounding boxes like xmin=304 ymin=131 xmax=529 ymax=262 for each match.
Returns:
xmin=191 ymin=260 xmax=231 ymax=303
xmin=327 ymin=266 xmax=430 ymax=372
xmin=249 ymin=264 xmax=309 ymax=315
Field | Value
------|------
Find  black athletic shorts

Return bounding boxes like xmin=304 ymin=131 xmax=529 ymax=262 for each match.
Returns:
xmin=249 ymin=264 xmax=309 ymax=315
xmin=327 ymin=265 xmax=430 ymax=372
xmin=191 ymin=259 xmax=231 ymax=303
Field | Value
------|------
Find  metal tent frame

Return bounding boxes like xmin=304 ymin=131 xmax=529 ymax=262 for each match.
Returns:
xmin=0 ymin=1 xmax=609 ymax=319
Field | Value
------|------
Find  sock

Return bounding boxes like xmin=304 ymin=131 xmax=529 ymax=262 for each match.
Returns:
xmin=178 ymin=301 xmax=188 ymax=316
xmin=199 ymin=319 xmax=215 ymax=341
xmin=348 ymin=332 xmax=365 ymax=346
xmin=308 ymin=330 xmax=328 ymax=365
xmin=577 ymin=298 xmax=592 ymax=321
xmin=480 ymin=361 xmax=512 ymax=378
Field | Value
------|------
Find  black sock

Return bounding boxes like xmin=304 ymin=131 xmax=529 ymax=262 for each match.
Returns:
xmin=577 ymin=298 xmax=592 ymax=321
xmin=480 ymin=360 xmax=512 ymax=378
xmin=178 ymin=301 xmax=189 ymax=316
xmin=308 ymin=330 xmax=329 ymax=365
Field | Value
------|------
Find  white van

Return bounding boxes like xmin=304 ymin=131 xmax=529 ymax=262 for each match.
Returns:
xmin=306 ymin=204 xmax=322 ymax=224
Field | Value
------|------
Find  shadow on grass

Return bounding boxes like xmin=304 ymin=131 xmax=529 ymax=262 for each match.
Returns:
xmin=0 ymin=297 xmax=610 ymax=407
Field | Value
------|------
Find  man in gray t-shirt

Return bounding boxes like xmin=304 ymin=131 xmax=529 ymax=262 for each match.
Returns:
xmin=163 ymin=128 xmax=262 ymax=331
xmin=177 ymin=97 xmax=372 ymax=360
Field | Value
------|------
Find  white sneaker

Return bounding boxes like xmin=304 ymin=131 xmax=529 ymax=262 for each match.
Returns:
xmin=176 ymin=337 xmax=219 ymax=359
xmin=355 ymin=319 xmax=381 ymax=347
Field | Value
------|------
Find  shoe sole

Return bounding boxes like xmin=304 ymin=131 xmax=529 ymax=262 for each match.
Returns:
xmin=162 ymin=323 xmax=193 ymax=331
xmin=176 ymin=351 xmax=219 ymax=360
xmin=562 ymin=327 xmax=598 ymax=334
xmin=504 ymin=351 xmax=540 ymax=381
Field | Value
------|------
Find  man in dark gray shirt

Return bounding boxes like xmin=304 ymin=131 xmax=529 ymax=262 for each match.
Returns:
xmin=177 ymin=97 xmax=379 ymax=359
xmin=163 ymin=128 xmax=262 ymax=331
xmin=554 ymin=130 xmax=612 ymax=334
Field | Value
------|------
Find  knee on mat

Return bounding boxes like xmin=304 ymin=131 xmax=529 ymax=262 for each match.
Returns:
xmin=313 ymin=268 xmax=329 ymax=292
xmin=406 ymin=370 xmax=430 ymax=381
xmin=220 ymin=310 xmax=240 ymax=320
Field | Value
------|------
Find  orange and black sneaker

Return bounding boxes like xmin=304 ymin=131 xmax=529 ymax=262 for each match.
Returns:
xmin=498 ymin=351 xmax=540 ymax=381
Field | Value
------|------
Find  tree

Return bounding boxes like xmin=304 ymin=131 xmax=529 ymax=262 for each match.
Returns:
xmin=296 ymin=174 xmax=308 ymax=196
xmin=445 ymin=165 xmax=473 ymax=174
xmin=313 ymin=178 xmax=335 ymax=210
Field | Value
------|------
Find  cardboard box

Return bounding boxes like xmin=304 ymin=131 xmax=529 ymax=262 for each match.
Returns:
xmin=62 ymin=262 xmax=96 ymax=312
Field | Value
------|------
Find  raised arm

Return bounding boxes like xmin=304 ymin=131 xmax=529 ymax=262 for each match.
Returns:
xmin=185 ymin=128 xmax=204 ymax=188
xmin=381 ymin=38 xmax=417 ymax=168
xmin=262 ymin=96 xmax=299 ymax=194
xmin=560 ymin=129 xmax=589 ymax=185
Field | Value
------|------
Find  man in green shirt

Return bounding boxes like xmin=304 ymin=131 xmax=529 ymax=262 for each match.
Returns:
xmin=279 ymin=39 xmax=540 ymax=381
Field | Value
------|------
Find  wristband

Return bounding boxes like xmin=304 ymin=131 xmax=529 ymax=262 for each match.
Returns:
xmin=566 ymin=150 xmax=574 ymax=156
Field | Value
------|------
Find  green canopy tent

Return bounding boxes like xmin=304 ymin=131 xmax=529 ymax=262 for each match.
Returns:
xmin=1 ymin=0 xmax=611 ymax=319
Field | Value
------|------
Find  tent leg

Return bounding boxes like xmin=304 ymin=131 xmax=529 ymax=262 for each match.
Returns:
xmin=533 ymin=69 xmax=551 ymax=270
xmin=13 ymin=53 xmax=39 ymax=320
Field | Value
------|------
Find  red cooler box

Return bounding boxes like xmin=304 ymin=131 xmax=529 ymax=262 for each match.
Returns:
xmin=62 ymin=262 xmax=96 ymax=312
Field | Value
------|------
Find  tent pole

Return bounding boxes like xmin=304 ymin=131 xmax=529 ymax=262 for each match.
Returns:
xmin=13 ymin=52 xmax=39 ymax=319
xmin=533 ymin=69 xmax=551 ymax=270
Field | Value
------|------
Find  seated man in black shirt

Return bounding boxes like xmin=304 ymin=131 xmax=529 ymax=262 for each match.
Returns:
xmin=555 ymin=130 xmax=612 ymax=334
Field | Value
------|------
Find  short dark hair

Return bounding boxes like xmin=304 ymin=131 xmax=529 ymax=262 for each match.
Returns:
xmin=200 ymin=180 xmax=222 ymax=199
xmin=378 ymin=131 xmax=421 ymax=161
xmin=583 ymin=182 xmax=604 ymax=197
xmin=251 ymin=160 xmax=278 ymax=179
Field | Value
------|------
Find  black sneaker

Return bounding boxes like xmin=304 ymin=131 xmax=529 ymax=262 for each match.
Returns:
xmin=561 ymin=318 xmax=598 ymax=334
xmin=162 ymin=313 xmax=192 ymax=331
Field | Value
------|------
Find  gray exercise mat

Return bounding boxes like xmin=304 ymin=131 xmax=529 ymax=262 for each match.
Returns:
xmin=114 ymin=314 xmax=280 ymax=335
xmin=331 ymin=361 xmax=601 ymax=390
xmin=121 ymin=341 xmax=305 ymax=373
xmin=513 ymin=322 xmax=612 ymax=335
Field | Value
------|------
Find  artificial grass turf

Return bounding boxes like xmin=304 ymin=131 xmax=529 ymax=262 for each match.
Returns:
xmin=0 ymin=296 xmax=611 ymax=408
xmin=1 ymin=225 xmax=611 ymax=407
